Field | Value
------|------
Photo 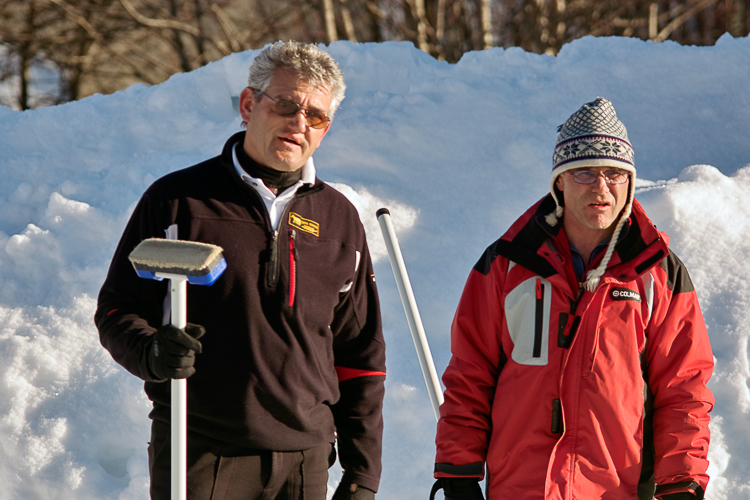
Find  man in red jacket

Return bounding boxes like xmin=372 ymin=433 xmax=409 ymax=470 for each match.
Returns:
xmin=96 ymin=41 xmax=385 ymax=500
xmin=432 ymin=98 xmax=714 ymax=500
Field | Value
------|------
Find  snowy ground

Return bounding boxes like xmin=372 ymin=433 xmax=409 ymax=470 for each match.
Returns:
xmin=0 ymin=35 xmax=749 ymax=499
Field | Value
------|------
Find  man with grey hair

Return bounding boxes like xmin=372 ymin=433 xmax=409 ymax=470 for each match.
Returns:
xmin=431 ymin=98 xmax=713 ymax=500
xmin=96 ymin=41 xmax=385 ymax=500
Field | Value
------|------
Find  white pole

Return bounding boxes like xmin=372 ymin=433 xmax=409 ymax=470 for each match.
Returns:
xmin=376 ymin=208 xmax=444 ymax=421
xmin=169 ymin=277 xmax=188 ymax=500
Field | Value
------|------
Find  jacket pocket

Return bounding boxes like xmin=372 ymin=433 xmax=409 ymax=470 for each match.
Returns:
xmin=505 ymin=276 xmax=551 ymax=365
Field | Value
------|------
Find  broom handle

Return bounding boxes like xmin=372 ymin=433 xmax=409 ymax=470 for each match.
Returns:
xmin=376 ymin=208 xmax=444 ymax=421
xmin=170 ymin=277 xmax=188 ymax=500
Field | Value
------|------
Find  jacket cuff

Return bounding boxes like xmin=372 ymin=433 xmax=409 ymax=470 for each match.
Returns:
xmin=340 ymin=470 xmax=380 ymax=494
xmin=434 ymin=462 xmax=484 ymax=479
xmin=655 ymin=482 xmax=704 ymax=499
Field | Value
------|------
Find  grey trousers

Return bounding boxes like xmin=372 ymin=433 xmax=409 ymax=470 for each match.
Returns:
xmin=148 ymin=419 xmax=334 ymax=500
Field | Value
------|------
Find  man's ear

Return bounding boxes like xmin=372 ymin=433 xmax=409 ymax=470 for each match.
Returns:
xmin=238 ymin=87 xmax=255 ymax=123
xmin=319 ymin=119 xmax=332 ymax=139
xmin=553 ymin=175 xmax=566 ymax=208
xmin=555 ymin=174 xmax=565 ymax=192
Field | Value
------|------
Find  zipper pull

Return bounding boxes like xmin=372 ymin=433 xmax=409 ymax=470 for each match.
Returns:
xmin=290 ymin=229 xmax=299 ymax=260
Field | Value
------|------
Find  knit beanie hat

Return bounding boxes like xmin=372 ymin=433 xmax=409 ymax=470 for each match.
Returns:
xmin=547 ymin=97 xmax=636 ymax=291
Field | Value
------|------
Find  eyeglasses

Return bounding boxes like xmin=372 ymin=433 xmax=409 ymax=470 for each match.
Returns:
xmin=257 ymin=91 xmax=330 ymax=129
xmin=566 ymin=169 xmax=629 ymax=185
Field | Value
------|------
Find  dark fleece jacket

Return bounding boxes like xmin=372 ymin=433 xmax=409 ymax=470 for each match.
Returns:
xmin=95 ymin=132 xmax=386 ymax=491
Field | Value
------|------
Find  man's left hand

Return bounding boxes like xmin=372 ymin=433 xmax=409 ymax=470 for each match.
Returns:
xmin=332 ymin=483 xmax=374 ymax=500
xmin=661 ymin=495 xmax=699 ymax=500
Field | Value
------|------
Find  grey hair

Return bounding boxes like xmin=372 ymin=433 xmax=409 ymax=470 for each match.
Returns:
xmin=247 ymin=41 xmax=346 ymax=119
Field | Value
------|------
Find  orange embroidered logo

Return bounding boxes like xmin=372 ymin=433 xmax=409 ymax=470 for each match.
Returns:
xmin=289 ymin=212 xmax=320 ymax=237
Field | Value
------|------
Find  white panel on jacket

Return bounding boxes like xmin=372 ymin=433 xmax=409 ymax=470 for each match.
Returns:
xmin=505 ymin=276 xmax=552 ymax=366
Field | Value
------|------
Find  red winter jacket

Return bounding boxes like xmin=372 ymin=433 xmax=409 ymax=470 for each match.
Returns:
xmin=435 ymin=195 xmax=713 ymax=499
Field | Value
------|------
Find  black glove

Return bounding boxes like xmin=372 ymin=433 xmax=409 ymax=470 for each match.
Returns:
xmin=147 ymin=323 xmax=205 ymax=380
xmin=661 ymin=494 xmax=699 ymax=500
xmin=332 ymin=483 xmax=375 ymax=500
xmin=430 ymin=478 xmax=484 ymax=500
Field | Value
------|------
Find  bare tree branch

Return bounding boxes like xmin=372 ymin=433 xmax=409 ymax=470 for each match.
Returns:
xmin=119 ymin=0 xmax=201 ymax=36
xmin=655 ymin=0 xmax=720 ymax=41
xmin=211 ymin=4 xmax=247 ymax=52
xmin=47 ymin=0 xmax=103 ymax=43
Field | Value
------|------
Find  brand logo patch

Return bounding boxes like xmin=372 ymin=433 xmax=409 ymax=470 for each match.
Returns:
xmin=289 ymin=212 xmax=319 ymax=237
xmin=610 ymin=287 xmax=641 ymax=302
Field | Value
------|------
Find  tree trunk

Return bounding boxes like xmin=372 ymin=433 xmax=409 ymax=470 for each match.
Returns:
xmin=19 ymin=1 xmax=36 ymax=110
xmin=481 ymin=0 xmax=492 ymax=49
xmin=323 ymin=0 xmax=338 ymax=41
xmin=649 ymin=2 xmax=658 ymax=39
xmin=339 ymin=0 xmax=358 ymax=41
xmin=412 ymin=0 xmax=430 ymax=52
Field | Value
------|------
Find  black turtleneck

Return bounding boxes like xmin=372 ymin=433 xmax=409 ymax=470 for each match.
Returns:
xmin=235 ymin=143 xmax=303 ymax=195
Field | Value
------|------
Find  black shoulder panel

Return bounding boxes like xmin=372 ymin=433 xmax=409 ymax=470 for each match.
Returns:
xmin=615 ymin=214 xmax=648 ymax=266
xmin=473 ymin=196 xmax=559 ymax=278
xmin=659 ymin=251 xmax=695 ymax=294
xmin=473 ymin=242 xmax=500 ymax=276
xmin=494 ymin=240 xmax=557 ymax=278
xmin=472 ymin=238 xmax=557 ymax=278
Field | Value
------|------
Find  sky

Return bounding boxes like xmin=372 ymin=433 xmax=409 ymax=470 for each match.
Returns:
xmin=0 ymin=35 xmax=749 ymax=500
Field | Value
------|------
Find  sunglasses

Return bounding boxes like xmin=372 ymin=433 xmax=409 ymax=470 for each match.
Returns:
xmin=258 ymin=91 xmax=330 ymax=129
xmin=567 ymin=169 xmax=629 ymax=185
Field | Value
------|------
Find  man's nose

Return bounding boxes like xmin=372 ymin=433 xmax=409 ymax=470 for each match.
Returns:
xmin=590 ymin=174 xmax=610 ymax=193
xmin=285 ymin=109 xmax=307 ymax=131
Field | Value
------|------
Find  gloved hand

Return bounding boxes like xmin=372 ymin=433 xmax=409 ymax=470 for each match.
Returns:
xmin=661 ymin=494 xmax=700 ymax=500
xmin=147 ymin=323 xmax=205 ymax=380
xmin=429 ymin=478 xmax=484 ymax=500
xmin=332 ymin=483 xmax=375 ymax=500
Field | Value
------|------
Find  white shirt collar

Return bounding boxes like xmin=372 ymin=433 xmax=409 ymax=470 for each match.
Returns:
xmin=231 ymin=144 xmax=317 ymax=230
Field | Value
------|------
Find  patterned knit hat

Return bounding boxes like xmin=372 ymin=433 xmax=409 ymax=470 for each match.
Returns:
xmin=547 ymin=97 xmax=636 ymax=291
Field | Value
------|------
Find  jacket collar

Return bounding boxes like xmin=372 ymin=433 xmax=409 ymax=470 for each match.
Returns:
xmin=495 ymin=194 xmax=669 ymax=284
xmin=220 ymin=132 xmax=324 ymax=195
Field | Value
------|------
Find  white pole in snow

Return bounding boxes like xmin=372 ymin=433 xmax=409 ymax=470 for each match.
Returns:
xmin=376 ymin=208 xmax=444 ymax=421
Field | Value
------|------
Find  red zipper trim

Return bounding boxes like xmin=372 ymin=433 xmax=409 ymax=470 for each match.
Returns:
xmin=289 ymin=229 xmax=297 ymax=307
